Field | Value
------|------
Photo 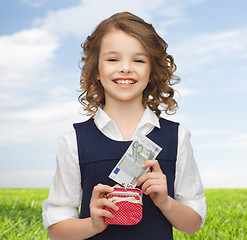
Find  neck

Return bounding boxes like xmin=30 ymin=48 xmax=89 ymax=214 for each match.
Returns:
xmin=103 ymin=100 xmax=145 ymax=140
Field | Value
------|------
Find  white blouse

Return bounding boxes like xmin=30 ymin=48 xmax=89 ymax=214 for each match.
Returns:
xmin=42 ymin=107 xmax=207 ymax=229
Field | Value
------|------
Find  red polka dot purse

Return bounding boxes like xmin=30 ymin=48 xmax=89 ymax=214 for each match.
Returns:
xmin=105 ymin=187 xmax=143 ymax=225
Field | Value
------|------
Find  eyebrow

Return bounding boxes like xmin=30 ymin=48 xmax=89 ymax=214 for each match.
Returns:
xmin=103 ymin=51 xmax=149 ymax=57
xmin=102 ymin=51 xmax=118 ymax=56
xmin=135 ymin=52 xmax=149 ymax=57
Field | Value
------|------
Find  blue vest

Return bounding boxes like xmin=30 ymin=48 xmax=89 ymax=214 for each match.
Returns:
xmin=74 ymin=118 xmax=179 ymax=240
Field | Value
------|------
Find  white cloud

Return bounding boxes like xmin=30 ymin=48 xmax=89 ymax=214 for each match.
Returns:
xmin=1 ymin=101 xmax=80 ymax=123
xmin=0 ymin=92 xmax=30 ymax=108
xmin=20 ymin=0 xmax=43 ymax=8
xmin=0 ymin=169 xmax=55 ymax=188
xmin=0 ymin=101 xmax=87 ymax=146
xmin=0 ymin=0 xmax=205 ymax=146
xmin=0 ymin=0 xmax=205 ymax=89
xmin=0 ymin=28 xmax=58 ymax=86
xmin=192 ymin=129 xmax=233 ymax=136
xmin=33 ymin=0 xmax=201 ymax=38
xmin=190 ymin=129 xmax=247 ymax=150
xmin=162 ymin=111 xmax=193 ymax=124
xmin=173 ymin=28 xmax=247 ymax=75
xmin=229 ymin=133 xmax=247 ymax=142
xmin=196 ymin=134 xmax=247 ymax=150
xmin=174 ymin=87 xmax=200 ymax=100
xmin=202 ymin=168 xmax=247 ymax=188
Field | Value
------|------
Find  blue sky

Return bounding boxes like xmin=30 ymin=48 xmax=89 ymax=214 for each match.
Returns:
xmin=0 ymin=0 xmax=246 ymax=188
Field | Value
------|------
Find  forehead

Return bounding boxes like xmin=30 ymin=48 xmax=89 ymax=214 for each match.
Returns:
xmin=99 ymin=30 xmax=148 ymax=55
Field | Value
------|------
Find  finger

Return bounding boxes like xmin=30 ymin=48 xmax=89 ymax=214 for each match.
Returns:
xmin=90 ymin=197 xmax=119 ymax=214
xmin=91 ymin=184 xmax=114 ymax=200
xmin=141 ymin=178 xmax=166 ymax=194
xmin=105 ymin=199 xmax=119 ymax=211
xmin=91 ymin=207 xmax=115 ymax=219
xmin=143 ymin=184 xmax=163 ymax=195
xmin=142 ymin=160 xmax=162 ymax=172
xmin=137 ymin=171 xmax=162 ymax=186
xmin=102 ymin=209 xmax=115 ymax=219
xmin=98 ymin=198 xmax=119 ymax=210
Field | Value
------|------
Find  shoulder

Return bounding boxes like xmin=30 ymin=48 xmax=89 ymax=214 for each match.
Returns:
xmin=58 ymin=119 xmax=93 ymax=153
xmin=73 ymin=118 xmax=94 ymax=130
xmin=73 ymin=118 xmax=98 ymax=143
xmin=159 ymin=117 xmax=180 ymax=126
xmin=59 ymin=129 xmax=77 ymax=152
xmin=178 ymin=125 xmax=191 ymax=139
xmin=177 ymin=125 xmax=193 ymax=153
xmin=159 ymin=118 xmax=192 ymax=139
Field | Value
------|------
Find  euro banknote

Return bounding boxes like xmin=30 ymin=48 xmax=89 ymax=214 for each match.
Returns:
xmin=109 ymin=133 xmax=162 ymax=188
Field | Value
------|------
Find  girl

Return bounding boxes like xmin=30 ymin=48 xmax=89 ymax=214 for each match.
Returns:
xmin=43 ymin=12 xmax=206 ymax=240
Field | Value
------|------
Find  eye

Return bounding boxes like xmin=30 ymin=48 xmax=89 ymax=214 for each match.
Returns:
xmin=134 ymin=59 xmax=145 ymax=63
xmin=108 ymin=58 xmax=118 ymax=62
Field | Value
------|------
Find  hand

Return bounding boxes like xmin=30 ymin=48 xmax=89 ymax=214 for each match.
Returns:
xmin=137 ymin=160 xmax=168 ymax=209
xmin=90 ymin=184 xmax=119 ymax=233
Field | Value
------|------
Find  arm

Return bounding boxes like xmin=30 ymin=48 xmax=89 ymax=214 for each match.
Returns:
xmin=42 ymin=132 xmax=82 ymax=230
xmin=48 ymin=218 xmax=99 ymax=240
xmin=48 ymin=184 xmax=118 ymax=240
xmin=158 ymin=194 xmax=202 ymax=234
xmin=174 ymin=127 xmax=206 ymax=228
xmin=137 ymin=160 xmax=201 ymax=235
xmin=42 ymin=132 xmax=117 ymax=239
xmin=137 ymin=127 xmax=206 ymax=234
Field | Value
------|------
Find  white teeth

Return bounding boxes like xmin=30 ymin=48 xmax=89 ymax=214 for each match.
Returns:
xmin=115 ymin=80 xmax=135 ymax=84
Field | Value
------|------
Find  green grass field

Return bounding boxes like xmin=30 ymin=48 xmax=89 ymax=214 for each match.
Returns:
xmin=0 ymin=189 xmax=246 ymax=239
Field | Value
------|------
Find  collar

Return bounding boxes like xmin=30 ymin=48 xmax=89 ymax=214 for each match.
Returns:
xmin=137 ymin=106 xmax=160 ymax=130
xmin=94 ymin=107 xmax=114 ymax=131
xmin=94 ymin=107 xmax=160 ymax=131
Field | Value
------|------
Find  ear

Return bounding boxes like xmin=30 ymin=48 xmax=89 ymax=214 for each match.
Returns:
xmin=96 ymin=73 xmax=100 ymax=81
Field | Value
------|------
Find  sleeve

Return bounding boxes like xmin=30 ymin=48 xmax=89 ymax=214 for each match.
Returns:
xmin=42 ymin=130 xmax=82 ymax=229
xmin=174 ymin=126 xmax=207 ymax=226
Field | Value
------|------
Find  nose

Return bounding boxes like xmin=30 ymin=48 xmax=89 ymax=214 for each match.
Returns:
xmin=119 ymin=61 xmax=132 ymax=73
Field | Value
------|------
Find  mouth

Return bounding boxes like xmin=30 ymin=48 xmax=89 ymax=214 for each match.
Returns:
xmin=113 ymin=78 xmax=137 ymax=85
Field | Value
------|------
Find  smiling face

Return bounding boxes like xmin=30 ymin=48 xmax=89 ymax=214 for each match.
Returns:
xmin=98 ymin=29 xmax=151 ymax=106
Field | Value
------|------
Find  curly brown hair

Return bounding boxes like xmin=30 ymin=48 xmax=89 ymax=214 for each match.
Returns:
xmin=79 ymin=12 xmax=180 ymax=118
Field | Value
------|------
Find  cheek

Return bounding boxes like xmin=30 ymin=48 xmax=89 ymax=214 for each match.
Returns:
xmin=98 ymin=63 xmax=111 ymax=79
xmin=143 ymin=67 xmax=151 ymax=81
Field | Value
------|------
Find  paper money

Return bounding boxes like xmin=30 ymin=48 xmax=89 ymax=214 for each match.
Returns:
xmin=109 ymin=133 xmax=162 ymax=188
